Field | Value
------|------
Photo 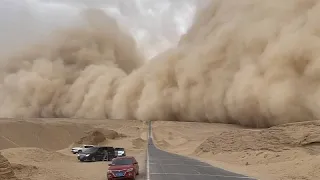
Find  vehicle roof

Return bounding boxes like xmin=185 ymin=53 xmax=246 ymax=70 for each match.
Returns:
xmin=113 ymin=156 xmax=135 ymax=159
xmin=87 ymin=146 xmax=112 ymax=148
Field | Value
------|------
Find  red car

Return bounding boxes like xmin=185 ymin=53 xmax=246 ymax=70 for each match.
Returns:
xmin=107 ymin=156 xmax=139 ymax=180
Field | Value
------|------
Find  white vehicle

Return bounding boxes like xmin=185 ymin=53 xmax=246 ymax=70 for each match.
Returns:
xmin=115 ymin=147 xmax=126 ymax=157
xmin=71 ymin=145 xmax=94 ymax=154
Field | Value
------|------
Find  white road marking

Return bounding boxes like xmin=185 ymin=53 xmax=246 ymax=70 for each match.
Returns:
xmin=149 ymin=163 xmax=212 ymax=168
xmin=147 ymin=147 xmax=150 ymax=180
xmin=148 ymin=121 xmax=256 ymax=180
xmin=150 ymin=146 xmax=256 ymax=179
xmin=149 ymin=158 xmax=202 ymax=162
xmin=146 ymin=121 xmax=151 ymax=180
xmin=149 ymin=173 xmax=255 ymax=179
xmin=193 ymin=169 xmax=201 ymax=175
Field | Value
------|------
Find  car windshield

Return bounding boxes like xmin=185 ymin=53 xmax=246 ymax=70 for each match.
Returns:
xmin=83 ymin=145 xmax=93 ymax=148
xmin=81 ymin=147 xmax=98 ymax=153
xmin=112 ymin=158 xmax=133 ymax=165
xmin=115 ymin=148 xmax=124 ymax=151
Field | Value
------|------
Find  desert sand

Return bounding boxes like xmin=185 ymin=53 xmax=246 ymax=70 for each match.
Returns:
xmin=152 ymin=120 xmax=320 ymax=180
xmin=2 ymin=118 xmax=320 ymax=180
xmin=2 ymin=1 xmax=320 ymax=180
xmin=0 ymin=118 xmax=147 ymax=180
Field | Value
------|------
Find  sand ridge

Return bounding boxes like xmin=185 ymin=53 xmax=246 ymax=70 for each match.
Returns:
xmin=0 ymin=152 xmax=17 ymax=180
xmin=196 ymin=120 xmax=320 ymax=154
xmin=152 ymin=120 xmax=320 ymax=180
xmin=0 ymin=119 xmax=147 ymax=180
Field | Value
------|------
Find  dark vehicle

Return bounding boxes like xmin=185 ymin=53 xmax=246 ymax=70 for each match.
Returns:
xmin=107 ymin=156 xmax=139 ymax=180
xmin=77 ymin=146 xmax=115 ymax=162
xmin=115 ymin=147 xmax=126 ymax=157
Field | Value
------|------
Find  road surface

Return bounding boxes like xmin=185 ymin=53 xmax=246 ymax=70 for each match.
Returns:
xmin=147 ymin=122 xmax=256 ymax=180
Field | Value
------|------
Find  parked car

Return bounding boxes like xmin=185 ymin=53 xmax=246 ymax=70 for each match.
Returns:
xmin=107 ymin=156 xmax=139 ymax=180
xmin=77 ymin=146 xmax=116 ymax=162
xmin=114 ymin=147 xmax=126 ymax=157
xmin=71 ymin=145 xmax=94 ymax=154
xmin=102 ymin=146 xmax=116 ymax=161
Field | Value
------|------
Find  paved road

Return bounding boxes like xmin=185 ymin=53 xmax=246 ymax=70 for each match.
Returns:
xmin=147 ymin=122 xmax=256 ymax=180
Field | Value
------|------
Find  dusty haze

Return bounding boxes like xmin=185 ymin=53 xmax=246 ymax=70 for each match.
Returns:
xmin=1 ymin=0 xmax=320 ymax=127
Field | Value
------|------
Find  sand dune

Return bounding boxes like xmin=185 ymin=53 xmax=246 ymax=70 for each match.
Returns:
xmin=196 ymin=120 xmax=320 ymax=154
xmin=152 ymin=120 xmax=320 ymax=180
xmin=0 ymin=119 xmax=147 ymax=180
xmin=11 ymin=163 xmax=37 ymax=180
xmin=0 ymin=152 xmax=17 ymax=180
xmin=0 ymin=120 xmax=92 ymax=150
xmin=1 ymin=148 xmax=74 ymax=163
xmin=1 ymin=118 xmax=318 ymax=180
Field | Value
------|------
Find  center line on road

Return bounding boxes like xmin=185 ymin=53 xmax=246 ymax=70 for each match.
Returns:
xmin=193 ymin=169 xmax=201 ymax=175
xmin=149 ymin=163 xmax=212 ymax=168
xmin=147 ymin=120 xmax=256 ymax=180
xmin=146 ymin=122 xmax=151 ymax=180
xmin=149 ymin=158 xmax=200 ymax=161
xmin=150 ymin=173 xmax=255 ymax=179
xmin=146 ymin=147 xmax=150 ymax=180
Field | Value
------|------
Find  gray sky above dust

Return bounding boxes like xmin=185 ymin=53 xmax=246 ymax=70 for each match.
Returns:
xmin=0 ymin=0 xmax=197 ymax=58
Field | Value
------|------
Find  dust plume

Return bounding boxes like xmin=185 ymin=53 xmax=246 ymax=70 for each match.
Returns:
xmin=2 ymin=0 xmax=320 ymax=128
xmin=0 ymin=8 xmax=143 ymax=118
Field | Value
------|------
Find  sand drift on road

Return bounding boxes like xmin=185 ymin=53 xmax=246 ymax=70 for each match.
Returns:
xmin=1 ymin=1 xmax=320 ymax=127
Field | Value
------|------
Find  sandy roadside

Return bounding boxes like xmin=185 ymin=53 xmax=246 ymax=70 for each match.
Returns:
xmin=2 ymin=118 xmax=320 ymax=180
xmin=0 ymin=118 xmax=147 ymax=180
xmin=152 ymin=120 xmax=320 ymax=180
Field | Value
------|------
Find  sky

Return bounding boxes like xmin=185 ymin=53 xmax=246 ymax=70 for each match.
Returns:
xmin=0 ymin=0 xmax=197 ymax=58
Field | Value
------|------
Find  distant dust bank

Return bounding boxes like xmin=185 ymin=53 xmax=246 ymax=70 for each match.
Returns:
xmin=1 ymin=1 xmax=320 ymax=128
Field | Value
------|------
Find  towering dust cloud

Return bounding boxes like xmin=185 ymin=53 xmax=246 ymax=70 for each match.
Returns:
xmin=1 ymin=0 xmax=320 ymax=128
xmin=0 ymin=9 xmax=143 ymax=118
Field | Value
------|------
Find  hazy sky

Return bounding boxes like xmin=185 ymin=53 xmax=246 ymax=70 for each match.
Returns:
xmin=0 ymin=0 xmax=197 ymax=58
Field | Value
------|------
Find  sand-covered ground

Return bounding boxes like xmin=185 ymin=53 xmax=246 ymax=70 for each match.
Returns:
xmin=1 ymin=118 xmax=320 ymax=180
xmin=0 ymin=118 xmax=147 ymax=180
xmin=3 ymin=1 xmax=320 ymax=180
xmin=152 ymin=120 xmax=320 ymax=180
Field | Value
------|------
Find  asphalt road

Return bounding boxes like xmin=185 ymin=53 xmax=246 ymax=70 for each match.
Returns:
xmin=147 ymin=122 xmax=257 ymax=180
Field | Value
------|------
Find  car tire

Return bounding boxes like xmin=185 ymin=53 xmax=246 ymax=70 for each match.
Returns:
xmin=91 ymin=157 xmax=96 ymax=162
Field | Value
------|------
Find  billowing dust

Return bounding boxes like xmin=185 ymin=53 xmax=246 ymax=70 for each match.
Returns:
xmin=1 ymin=0 xmax=320 ymax=127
